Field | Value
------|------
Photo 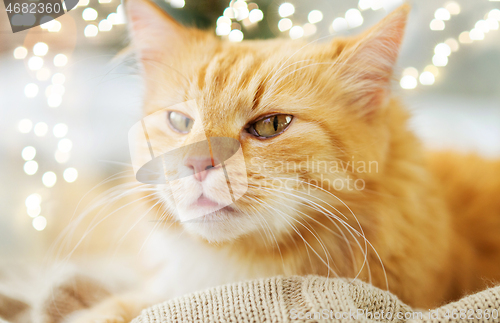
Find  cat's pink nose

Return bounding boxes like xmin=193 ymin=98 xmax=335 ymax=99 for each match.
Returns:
xmin=185 ymin=157 xmax=215 ymax=182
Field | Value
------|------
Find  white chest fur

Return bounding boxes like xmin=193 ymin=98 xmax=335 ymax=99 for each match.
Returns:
xmin=141 ymin=229 xmax=279 ymax=299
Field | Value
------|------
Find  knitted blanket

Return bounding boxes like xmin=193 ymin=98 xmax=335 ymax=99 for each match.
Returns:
xmin=132 ymin=276 xmax=500 ymax=323
xmin=1 ymin=273 xmax=500 ymax=322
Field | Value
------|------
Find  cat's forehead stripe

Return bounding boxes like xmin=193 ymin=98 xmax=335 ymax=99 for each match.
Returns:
xmin=204 ymin=51 xmax=260 ymax=91
xmin=193 ymin=48 xmax=269 ymax=113
xmin=251 ymin=80 xmax=266 ymax=111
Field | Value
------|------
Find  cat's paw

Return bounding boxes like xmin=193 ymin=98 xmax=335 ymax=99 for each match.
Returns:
xmin=33 ymin=271 xmax=113 ymax=323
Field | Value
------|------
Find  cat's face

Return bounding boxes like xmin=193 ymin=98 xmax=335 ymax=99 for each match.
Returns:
xmin=126 ymin=0 xmax=408 ymax=243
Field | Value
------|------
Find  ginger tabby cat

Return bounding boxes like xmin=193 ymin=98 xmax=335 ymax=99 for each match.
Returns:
xmin=66 ymin=1 xmax=500 ymax=322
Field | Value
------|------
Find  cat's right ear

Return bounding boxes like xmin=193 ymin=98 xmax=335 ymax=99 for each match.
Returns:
xmin=124 ymin=0 xmax=189 ymax=70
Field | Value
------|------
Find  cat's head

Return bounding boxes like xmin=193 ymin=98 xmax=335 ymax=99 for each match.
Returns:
xmin=126 ymin=0 xmax=409 ymax=244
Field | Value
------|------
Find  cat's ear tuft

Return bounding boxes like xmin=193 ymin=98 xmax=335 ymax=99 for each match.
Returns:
xmin=338 ymin=4 xmax=410 ymax=111
xmin=124 ymin=0 xmax=189 ymax=67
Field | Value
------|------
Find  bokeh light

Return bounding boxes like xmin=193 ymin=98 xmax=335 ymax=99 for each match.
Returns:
xmin=248 ymin=9 xmax=264 ymax=23
xmin=53 ymin=123 xmax=68 ymax=138
xmin=170 ymin=0 xmax=185 ymax=8
xmin=332 ymin=17 xmax=348 ymax=32
xmin=58 ymin=138 xmax=73 ymax=152
xmin=32 ymin=216 xmax=47 ymax=231
xmin=82 ymin=8 xmax=98 ymax=21
xmin=434 ymin=8 xmax=451 ymax=21
xmin=345 ymin=9 xmax=363 ymax=28
xmin=25 ymin=194 xmax=42 ymax=209
xmin=228 ymin=29 xmax=244 ymax=42
xmin=34 ymin=122 xmax=48 ymax=137
xmin=84 ymin=25 xmax=99 ymax=37
xmin=52 ymin=73 xmax=66 ymax=85
xmin=24 ymin=161 xmax=39 ymax=175
xmin=430 ymin=19 xmax=445 ymax=31
xmin=55 ymin=150 xmax=70 ymax=164
xmin=13 ymin=47 xmax=28 ymax=59
xmin=278 ymin=3 xmax=295 ymax=18
xmin=289 ymin=26 xmax=304 ymax=39
xmin=54 ymin=54 xmax=68 ymax=67
xmin=63 ymin=168 xmax=78 ymax=183
xmin=33 ymin=42 xmax=49 ymax=56
xmin=22 ymin=146 xmax=36 ymax=161
xmin=18 ymin=119 xmax=33 ymax=133
xmin=400 ymin=75 xmax=417 ymax=89
xmin=36 ymin=68 xmax=51 ymax=81
xmin=419 ymin=71 xmax=435 ymax=85
xmin=278 ymin=18 xmax=292 ymax=32
xmin=27 ymin=206 xmax=41 ymax=218
xmin=42 ymin=172 xmax=57 ymax=188
xmin=28 ymin=57 xmax=44 ymax=71
xmin=308 ymin=10 xmax=323 ymax=24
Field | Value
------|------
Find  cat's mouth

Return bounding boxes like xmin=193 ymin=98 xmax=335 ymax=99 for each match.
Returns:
xmin=191 ymin=194 xmax=235 ymax=212
xmin=194 ymin=194 xmax=219 ymax=208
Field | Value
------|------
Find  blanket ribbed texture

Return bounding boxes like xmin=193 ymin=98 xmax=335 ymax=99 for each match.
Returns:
xmin=132 ymin=276 xmax=500 ymax=323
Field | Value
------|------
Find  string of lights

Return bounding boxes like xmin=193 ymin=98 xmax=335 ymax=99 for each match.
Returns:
xmin=13 ymin=0 xmax=128 ymax=231
xmin=15 ymin=40 xmax=74 ymax=231
xmin=400 ymin=5 xmax=500 ymax=90
xmin=216 ymin=1 xmax=264 ymax=41
xmin=217 ymin=0 xmax=498 ymax=91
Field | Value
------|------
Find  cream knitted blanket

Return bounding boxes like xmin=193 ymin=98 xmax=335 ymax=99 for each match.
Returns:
xmin=2 ymin=273 xmax=500 ymax=322
xmin=132 ymin=276 xmax=500 ymax=323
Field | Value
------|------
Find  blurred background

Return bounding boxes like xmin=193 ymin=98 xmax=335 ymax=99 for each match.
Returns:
xmin=0 ymin=0 xmax=499 ymax=262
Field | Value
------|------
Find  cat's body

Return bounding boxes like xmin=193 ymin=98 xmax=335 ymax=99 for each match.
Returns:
xmin=428 ymin=152 xmax=500 ymax=296
xmin=140 ymin=105 xmax=500 ymax=308
xmin=66 ymin=1 xmax=500 ymax=322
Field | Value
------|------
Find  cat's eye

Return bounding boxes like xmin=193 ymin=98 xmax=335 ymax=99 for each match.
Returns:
xmin=168 ymin=111 xmax=194 ymax=134
xmin=249 ymin=114 xmax=293 ymax=138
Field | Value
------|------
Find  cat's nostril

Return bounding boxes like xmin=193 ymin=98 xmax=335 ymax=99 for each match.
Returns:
xmin=184 ymin=157 xmax=216 ymax=182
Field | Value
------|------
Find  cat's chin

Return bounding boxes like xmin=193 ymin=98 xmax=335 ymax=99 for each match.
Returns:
xmin=180 ymin=208 xmax=258 ymax=244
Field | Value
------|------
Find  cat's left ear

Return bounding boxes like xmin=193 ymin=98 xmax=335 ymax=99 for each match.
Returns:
xmin=337 ymin=4 xmax=409 ymax=112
